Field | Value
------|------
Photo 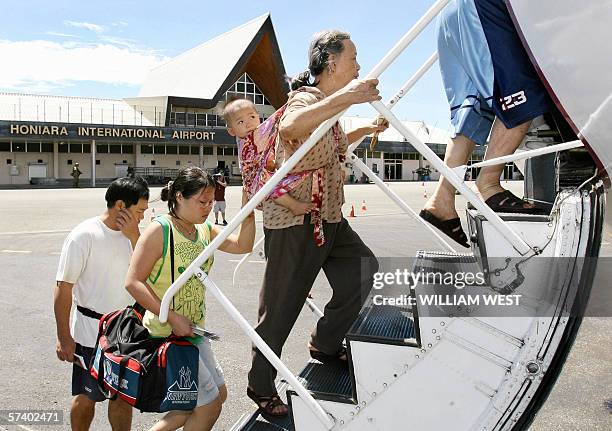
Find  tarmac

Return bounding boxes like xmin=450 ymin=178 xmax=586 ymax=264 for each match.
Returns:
xmin=0 ymin=182 xmax=610 ymax=430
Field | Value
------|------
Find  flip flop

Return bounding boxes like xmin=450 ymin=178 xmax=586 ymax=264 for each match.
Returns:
xmin=419 ymin=209 xmax=470 ymax=248
xmin=484 ymin=190 xmax=545 ymax=214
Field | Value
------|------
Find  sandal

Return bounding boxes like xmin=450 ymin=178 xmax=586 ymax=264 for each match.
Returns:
xmin=419 ymin=209 xmax=470 ymax=248
xmin=484 ymin=190 xmax=544 ymax=214
xmin=246 ymin=387 xmax=288 ymax=417
xmin=309 ymin=346 xmax=348 ymax=365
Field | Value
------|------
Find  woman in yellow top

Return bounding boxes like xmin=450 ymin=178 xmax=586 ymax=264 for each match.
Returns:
xmin=125 ymin=167 xmax=255 ymax=431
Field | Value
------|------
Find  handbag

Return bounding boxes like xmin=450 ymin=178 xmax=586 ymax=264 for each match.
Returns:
xmin=90 ymin=226 xmax=200 ymax=412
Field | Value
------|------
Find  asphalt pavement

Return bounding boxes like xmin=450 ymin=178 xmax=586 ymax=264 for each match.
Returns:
xmin=0 ymin=183 xmax=609 ymax=430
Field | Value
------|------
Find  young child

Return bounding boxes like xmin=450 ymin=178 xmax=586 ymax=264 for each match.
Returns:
xmin=222 ymin=98 xmax=314 ymax=215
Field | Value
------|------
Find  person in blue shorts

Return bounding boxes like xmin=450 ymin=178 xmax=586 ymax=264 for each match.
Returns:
xmin=420 ymin=0 xmax=552 ymax=247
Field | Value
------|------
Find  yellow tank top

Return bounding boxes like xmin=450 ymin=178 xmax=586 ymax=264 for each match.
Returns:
xmin=143 ymin=215 xmax=214 ymax=338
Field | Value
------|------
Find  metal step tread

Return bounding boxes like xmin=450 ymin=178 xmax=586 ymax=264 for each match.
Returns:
xmin=416 ymin=250 xmax=478 ymax=262
xmin=348 ymin=305 xmax=416 ymax=345
xmin=466 ymin=208 xmax=551 ymax=222
xmin=232 ymin=415 xmax=294 ymax=431
xmin=287 ymin=360 xmax=354 ymax=404
xmin=414 ymin=251 xmax=484 ymax=281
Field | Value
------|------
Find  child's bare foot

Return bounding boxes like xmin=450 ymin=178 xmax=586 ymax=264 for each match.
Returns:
xmin=288 ymin=200 xmax=315 ymax=216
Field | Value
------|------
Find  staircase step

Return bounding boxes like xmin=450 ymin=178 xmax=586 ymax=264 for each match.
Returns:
xmin=414 ymin=251 xmax=483 ymax=278
xmin=288 ymin=360 xmax=354 ymax=404
xmin=232 ymin=413 xmax=294 ymax=431
xmin=348 ymin=305 xmax=417 ymax=345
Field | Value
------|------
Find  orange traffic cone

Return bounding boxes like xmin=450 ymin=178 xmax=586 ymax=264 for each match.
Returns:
xmin=361 ymin=200 xmax=367 ymax=213
xmin=349 ymin=205 xmax=356 ymax=217
xmin=150 ymin=207 xmax=156 ymax=221
xmin=423 ymin=189 xmax=428 ymax=199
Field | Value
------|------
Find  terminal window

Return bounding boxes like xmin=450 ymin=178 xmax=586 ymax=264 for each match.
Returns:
xmin=225 ymin=73 xmax=271 ymax=106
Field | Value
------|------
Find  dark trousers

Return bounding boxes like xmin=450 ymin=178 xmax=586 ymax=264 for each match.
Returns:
xmin=247 ymin=217 xmax=378 ymax=396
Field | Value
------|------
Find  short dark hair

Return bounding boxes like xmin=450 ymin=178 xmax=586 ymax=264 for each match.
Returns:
xmin=105 ymin=176 xmax=150 ymax=208
xmin=161 ymin=167 xmax=215 ymax=217
xmin=222 ymin=98 xmax=256 ymax=126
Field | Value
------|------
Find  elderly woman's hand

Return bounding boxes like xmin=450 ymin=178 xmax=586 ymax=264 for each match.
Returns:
xmin=366 ymin=116 xmax=390 ymax=135
xmin=341 ymin=78 xmax=382 ymax=105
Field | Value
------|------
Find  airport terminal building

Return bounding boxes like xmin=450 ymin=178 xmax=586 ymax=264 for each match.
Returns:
xmin=0 ymin=14 xmax=489 ymax=187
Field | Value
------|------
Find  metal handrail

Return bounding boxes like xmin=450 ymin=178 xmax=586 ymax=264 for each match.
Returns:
xmin=195 ymin=271 xmax=334 ymax=429
xmin=468 ymin=139 xmax=583 ymax=168
xmin=347 ymin=51 xmax=439 ymax=154
xmin=232 ymin=236 xmax=324 ymax=318
xmin=157 ymin=0 xmax=452 ymax=427
xmin=159 ymin=0 xmax=450 ymax=328
xmin=345 ymin=51 xmax=457 ymax=252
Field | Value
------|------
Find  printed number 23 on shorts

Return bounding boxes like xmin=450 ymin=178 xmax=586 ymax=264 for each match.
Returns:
xmin=500 ymin=90 xmax=527 ymax=111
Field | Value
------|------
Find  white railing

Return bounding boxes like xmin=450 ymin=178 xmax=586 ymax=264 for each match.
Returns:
xmin=157 ymin=0 xmax=582 ymax=426
xmin=159 ymin=1 xmax=449 ymax=427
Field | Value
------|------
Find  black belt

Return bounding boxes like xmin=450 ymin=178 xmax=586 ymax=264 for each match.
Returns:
xmin=77 ymin=305 xmax=103 ymax=320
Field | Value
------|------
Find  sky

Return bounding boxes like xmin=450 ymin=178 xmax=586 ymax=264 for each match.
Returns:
xmin=1 ymin=0 xmax=451 ymax=130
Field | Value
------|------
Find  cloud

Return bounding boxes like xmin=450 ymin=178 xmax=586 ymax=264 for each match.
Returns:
xmin=0 ymin=39 xmax=170 ymax=93
xmin=111 ymin=21 xmax=129 ymax=28
xmin=44 ymin=32 xmax=79 ymax=38
xmin=98 ymin=36 xmax=139 ymax=51
xmin=64 ymin=20 xmax=105 ymax=33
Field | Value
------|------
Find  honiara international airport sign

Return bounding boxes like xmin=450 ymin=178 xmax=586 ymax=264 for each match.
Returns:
xmin=0 ymin=121 xmax=234 ymax=144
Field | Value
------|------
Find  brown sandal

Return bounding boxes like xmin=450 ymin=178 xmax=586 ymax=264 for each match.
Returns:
xmin=247 ymin=387 xmax=288 ymax=417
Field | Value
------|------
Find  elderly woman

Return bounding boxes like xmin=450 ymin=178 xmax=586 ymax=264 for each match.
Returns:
xmin=247 ymin=29 xmax=388 ymax=416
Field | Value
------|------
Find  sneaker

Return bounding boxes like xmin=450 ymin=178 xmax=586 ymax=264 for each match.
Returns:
xmin=222 ymin=221 xmax=228 ymax=226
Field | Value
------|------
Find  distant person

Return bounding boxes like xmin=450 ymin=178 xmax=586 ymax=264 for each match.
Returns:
xmin=212 ymin=172 xmax=228 ymax=225
xmin=222 ymin=98 xmax=315 ymax=216
xmin=71 ymin=163 xmax=82 ymax=188
xmin=125 ymin=167 xmax=255 ymax=431
xmin=420 ymin=0 xmax=551 ymax=247
xmin=54 ymin=177 xmax=149 ymax=431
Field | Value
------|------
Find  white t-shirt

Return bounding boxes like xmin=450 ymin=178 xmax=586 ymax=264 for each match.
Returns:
xmin=56 ymin=217 xmax=134 ymax=347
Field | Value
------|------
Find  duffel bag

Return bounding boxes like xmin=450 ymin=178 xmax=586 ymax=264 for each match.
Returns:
xmin=90 ymin=304 xmax=200 ymax=412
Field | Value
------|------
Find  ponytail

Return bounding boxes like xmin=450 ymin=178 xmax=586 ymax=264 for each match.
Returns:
xmin=291 ymin=69 xmax=314 ymax=90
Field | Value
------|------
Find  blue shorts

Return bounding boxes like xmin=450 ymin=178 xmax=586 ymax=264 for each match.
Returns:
xmin=72 ymin=344 xmax=106 ymax=402
xmin=437 ymin=0 xmax=495 ymax=146
xmin=475 ymin=0 xmax=551 ymax=128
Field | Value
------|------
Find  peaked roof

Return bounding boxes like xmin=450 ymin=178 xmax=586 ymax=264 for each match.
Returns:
xmin=138 ymin=14 xmax=288 ymax=108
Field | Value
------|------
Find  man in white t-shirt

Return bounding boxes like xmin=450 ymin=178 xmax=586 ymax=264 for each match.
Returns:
xmin=54 ymin=177 xmax=149 ymax=431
